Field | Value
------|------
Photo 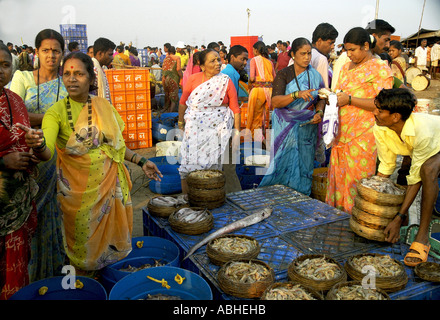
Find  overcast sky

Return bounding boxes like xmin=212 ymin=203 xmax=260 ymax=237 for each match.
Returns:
xmin=1 ymin=0 xmax=439 ymax=49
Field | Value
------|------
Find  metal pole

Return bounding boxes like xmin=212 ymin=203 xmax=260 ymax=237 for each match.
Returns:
xmin=416 ymin=0 xmax=426 ymax=48
xmin=375 ymin=0 xmax=379 ymax=19
xmin=247 ymin=9 xmax=251 ymax=36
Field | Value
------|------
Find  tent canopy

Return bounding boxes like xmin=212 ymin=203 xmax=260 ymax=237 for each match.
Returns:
xmin=401 ymin=28 xmax=440 ymax=48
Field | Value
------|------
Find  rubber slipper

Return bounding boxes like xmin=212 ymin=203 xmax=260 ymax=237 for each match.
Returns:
xmin=404 ymin=241 xmax=431 ymax=267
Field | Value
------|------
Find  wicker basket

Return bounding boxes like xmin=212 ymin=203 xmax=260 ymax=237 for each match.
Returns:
xmin=311 ymin=167 xmax=328 ymax=202
xmin=352 ymin=206 xmax=393 ymax=229
xmin=147 ymin=196 xmax=189 ymax=218
xmin=261 ymin=281 xmax=324 ymax=300
xmin=414 ymin=262 xmax=440 ymax=283
xmin=217 ymin=259 xmax=275 ymax=298
xmin=344 ymin=253 xmax=408 ymax=292
xmin=287 ymin=254 xmax=347 ymax=292
xmin=349 ymin=215 xmax=386 ymax=242
xmin=187 ymin=170 xmax=226 ymax=190
xmin=357 ymin=178 xmax=406 ymax=206
xmin=188 ymin=197 xmax=225 ymax=210
xmin=168 ymin=207 xmax=214 ymax=235
xmin=325 ymin=281 xmax=391 ymax=300
xmin=354 ymin=196 xmax=400 ymax=219
xmin=206 ymin=234 xmax=261 ymax=266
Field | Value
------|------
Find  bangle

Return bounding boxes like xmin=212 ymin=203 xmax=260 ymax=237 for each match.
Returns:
xmin=137 ymin=157 xmax=148 ymax=168
xmin=396 ymin=212 xmax=407 ymax=220
xmin=33 ymin=145 xmax=47 ymax=153
xmin=348 ymin=95 xmax=352 ymax=105
xmin=33 ymin=136 xmax=46 ymax=151
xmin=130 ymin=153 xmax=137 ymax=162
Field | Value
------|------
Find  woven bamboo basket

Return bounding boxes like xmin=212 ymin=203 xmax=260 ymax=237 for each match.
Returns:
xmin=354 ymin=196 xmax=400 ymax=219
xmin=344 ymin=253 xmax=408 ymax=292
xmin=217 ymin=259 xmax=275 ymax=298
xmin=261 ymin=281 xmax=324 ymax=300
xmin=325 ymin=281 xmax=391 ymax=300
xmin=188 ymin=197 xmax=225 ymax=210
xmin=187 ymin=169 xmax=226 ymax=190
xmin=351 ymin=206 xmax=393 ymax=229
xmin=287 ymin=254 xmax=347 ymax=292
xmin=311 ymin=167 xmax=328 ymax=202
xmin=168 ymin=207 xmax=214 ymax=235
xmin=357 ymin=178 xmax=406 ymax=206
xmin=414 ymin=262 xmax=440 ymax=283
xmin=349 ymin=215 xmax=386 ymax=242
xmin=206 ymin=234 xmax=261 ymax=266
xmin=147 ymin=196 xmax=189 ymax=218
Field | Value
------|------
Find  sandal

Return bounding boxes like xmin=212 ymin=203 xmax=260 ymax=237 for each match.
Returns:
xmin=404 ymin=242 xmax=431 ymax=267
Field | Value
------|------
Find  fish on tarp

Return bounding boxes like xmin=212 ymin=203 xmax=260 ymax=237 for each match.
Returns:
xmin=182 ymin=207 xmax=273 ymax=260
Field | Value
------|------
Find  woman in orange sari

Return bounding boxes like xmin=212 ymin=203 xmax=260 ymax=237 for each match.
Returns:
xmin=247 ymin=41 xmax=276 ymax=141
xmin=326 ymin=27 xmax=393 ymax=213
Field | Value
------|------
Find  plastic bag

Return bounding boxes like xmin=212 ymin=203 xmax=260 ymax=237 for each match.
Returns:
xmin=321 ymin=93 xmax=339 ymax=148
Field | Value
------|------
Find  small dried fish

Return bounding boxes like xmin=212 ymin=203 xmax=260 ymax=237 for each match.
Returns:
xmin=150 ymin=195 xmax=188 ymax=207
xmin=295 ymin=257 xmax=342 ymax=281
xmin=264 ymin=284 xmax=317 ymax=300
xmin=225 ymin=261 xmax=270 ymax=284
xmin=334 ymin=285 xmax=386 ymax=300
xmin=119 ymin=259 xmax=165 ymax=272
xmin=190 ymin=170 xmax=223 ymax=179
xmin=211 ymin=237 xmax=258 ymax=255
xmin=173 ymin=208 xmax=209 ymax=223
xmin=351 ymin=255 xmax=403 ymax=277
xmin=360 ymin=176 xmax=405 ymax=195
xmin=144 ymin=294 xmax=182 ymax=300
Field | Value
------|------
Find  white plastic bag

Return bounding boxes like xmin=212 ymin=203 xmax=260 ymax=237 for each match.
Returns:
xmin=321 ymin=93 xmax=339 ymax=148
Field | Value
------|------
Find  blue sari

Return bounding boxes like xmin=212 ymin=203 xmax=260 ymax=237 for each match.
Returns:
xmin=259 ymin=65 xmax=324 ymax=195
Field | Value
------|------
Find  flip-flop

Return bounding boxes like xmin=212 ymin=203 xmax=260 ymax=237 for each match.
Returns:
xmin=404 ymin=242 xmax=431 ymax=267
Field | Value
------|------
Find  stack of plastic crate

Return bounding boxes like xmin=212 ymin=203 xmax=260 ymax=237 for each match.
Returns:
xmin=137 ymin=49 xmax=149 ymax=67
xmin=230 ymin=36 xmax=260 ymax=59
xmin=60 ymin=24 xmax=88 ymax=54
xmin=106 ymin=69 xmax=153 ymax=149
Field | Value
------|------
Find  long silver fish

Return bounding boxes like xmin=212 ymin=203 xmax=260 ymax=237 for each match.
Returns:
xmin=182 ymin=207 xmax=273 ymax=260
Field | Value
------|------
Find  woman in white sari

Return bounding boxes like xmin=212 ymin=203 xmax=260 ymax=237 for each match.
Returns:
xmin=178 ymin=49 xmax=241 ymax=194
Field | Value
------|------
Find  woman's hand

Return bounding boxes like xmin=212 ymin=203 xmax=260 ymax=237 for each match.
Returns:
xmin=2 ymin=151 xmax=34 ymax=171
xmin=336 ymin=92 xmax=350 ymax=107
xmin=142 ymin=160 xmax=163 ymax=181
xmin=16 ymin=123 xmax=45 ymax=149
xmin=298 ymin=89 xmax=316 ymax=102
xmin=309 ymin=112 xmax=323 ymax=125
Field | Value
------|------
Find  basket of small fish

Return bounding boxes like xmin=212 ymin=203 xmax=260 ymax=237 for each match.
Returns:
xmin=217 ymin=259 xmax=275 ymax=298
xmin=206 ymin=234 xmax=261 ymax=266
xmin=344 ymin=253 xmax=408 ymax=292
xmin=325 ymin=281 xmax=391 ymax=300
xmin=187 ymin=169 xmax=226 ymax=190
xmin=168 ymin=207 xmax=214 ymax=235
xmin=287 ymin=254 xmax=347 ymax=292
xmin=261 ymin=282 xmax=324 ymax=300
xmin=415 ymin=262 xmax=440 ymax=283
xmin=357 ymin=176 xmax=406 ymax=206
xmin=147 ymin=195 xmax=189 ymax=218
xmin=350 ymin=206 xmax=392 ymax=242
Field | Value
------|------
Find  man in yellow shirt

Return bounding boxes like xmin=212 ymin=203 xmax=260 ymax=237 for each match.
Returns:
xmin=373 ymin=88 xmax=440 ymax=267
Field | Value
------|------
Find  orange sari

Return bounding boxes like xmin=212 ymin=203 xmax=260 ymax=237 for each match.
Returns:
xmin=325 ymin=58 xmax=393 ymax=213
xmin=247 ymin=56 xmax=275 ymax=137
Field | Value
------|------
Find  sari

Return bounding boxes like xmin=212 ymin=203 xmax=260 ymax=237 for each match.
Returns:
xmin=42 ymin=96 xmax=132 ymax=271
xmin=247 ymin=56 xmax=275 ymax=137
xmin=0 ymin=89 xmax=38 ymax=299
xmin=259 ymin=65 xmax=324 ymax=195
xmin=325 ymin=58 xmax=393 ymax=213
xmin=162 ymin=55 xmax=180 ymax=104
xmin=8 ymin=71 xmax=68 ymax=282
xmin=391 ymin=56 xmax=407 ymax=83
xmin=92 ymin=58 xmax=112 ymax=104
xmin=179 ymin=73 xmax=235 ymax=178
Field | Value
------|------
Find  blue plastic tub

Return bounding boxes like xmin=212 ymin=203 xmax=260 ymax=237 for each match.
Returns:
xmin=149 ymin=164 xmax=181 ymax=194
xmin=236 ymin=146 xmax=269 ymax=190
xmin=109 ymin=266 xmax=212 ymax=300
xmin=100 ymin=236 xmax=180 ymax=292
xmin=10 ymin=276 xmax=107 ymax=300
xmin=152 ymin=113 xmax=179 ymax=141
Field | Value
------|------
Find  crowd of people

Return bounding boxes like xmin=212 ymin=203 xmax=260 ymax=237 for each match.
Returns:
xmin=1 ymin=18 xmax=440 ymax=299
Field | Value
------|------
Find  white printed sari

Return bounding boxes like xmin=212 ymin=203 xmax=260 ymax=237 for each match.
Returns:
xmin=179 ymin=73 xmax=234 ymax=178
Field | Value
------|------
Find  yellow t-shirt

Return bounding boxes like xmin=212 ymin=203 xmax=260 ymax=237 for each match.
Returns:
xmin=176 ymin=52 xmax=189 ymax=69
xmin=374 ymin=112 xmax=440 ymax=185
